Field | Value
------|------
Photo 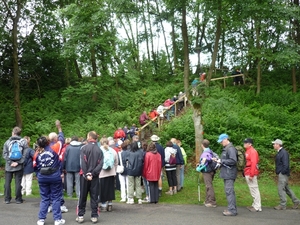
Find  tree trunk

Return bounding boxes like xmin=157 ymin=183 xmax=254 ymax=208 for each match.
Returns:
xmin=171 ymin=9 xmax=178 ymax=73
xmin=74 ymin=59 xmax=82 ymax=79
xmin=142 ymin=0 xmax=151 ymax=61
xmin=193 ymin=108 xmax=203 ymax=162
xmin=89 ymin=32 xmax=97 ymax=77
xmin=207 ymin=1 xmax=222 ymax=85
xmin=255 ymin=23 xmax=261 ymax=95
xmin=146 ymin=0 xmax=156 ymax=73
xmin=182 ymin=5 xmax=189 ymax=95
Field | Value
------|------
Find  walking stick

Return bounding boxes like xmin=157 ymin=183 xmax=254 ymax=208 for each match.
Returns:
xmin=197 ymin=173 xmax=201 ymax=203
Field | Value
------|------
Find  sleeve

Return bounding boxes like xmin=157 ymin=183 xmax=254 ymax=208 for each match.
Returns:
xmin=221 ymin=146 xmax=237 ymax=166
xmin=114 ymin=151 xmax=118 ymax=170
xmin=281 ymin=151 xmax=289 ymax=175
xmin=177 ymin=147 xmax=184 ymax=165
xmin=80 ymin=147 xmax=88 ymax=175
xmin=3 ymin=141 xmax=12 ymax=165
xmin=142 ymin=153 xmax=149 ymax=178
xmin=57 ymin=132 xmax=65 ymax=145
xmin=92 ymin=148 xmax=103 ymax=177
xmin=249 ymin=150 xmax=259 ymax=177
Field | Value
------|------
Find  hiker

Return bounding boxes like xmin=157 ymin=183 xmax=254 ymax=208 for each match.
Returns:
xmin=178 ymin=91 xmax=185 ymax=111
xmin=64 ymin=136 xmax=84 ymax=198
xmin=176 ymin=139 xmax=187 ymax=191
xmin=272 ymin=139 xmax=300 ymax=210
xmin=199 ymin=139 xmax=217 ymax=208
xmin=126 ymin=141 xmax=144 ymax=204
xmin=3 ymin=126 xmax=27 ymax=204
xmin=150 ymin=135 xmax=165 ymax=197
xmin=34 ymin=136 xmax=65 ymax=225
xmin=21 ymin=136 xmax=35 ymax=196
xmin=118 ymin=140 xmax=131 ymax=202
xmin=170 ymin=138 xmax=184 ymax=192
xmin=113 ymin=127 xmax=126 ymax=141
xmin=143 ymin=143 xmax=162 ymax=203
xmin=77 ymin=131 xmax=103 ymax=224
xmin=164 ymin=141 xmax=177 ymax=195
xmin=156 ymin=103 xmax=168 ymax=127
xmin=48 ymin=120 xmax=68 ymax=213
xmin=214 ymin=133 xmax=237 ymax=216
xmin=243 ymin=138 xmax=262 ymax=212
xmin=163 ymin=99 xmax=174 ymax=121
xmin=139 ymin=111 xmax=150 ymax=140
xmin=128 ymin=124 xmax=138 ymax=139
xmin=191 ymin=78 xmax=199 ymax=96
xmin=99 ymin=137 xmax=118 ymax=212
xmin=141 ymin=142 xmax=150 ymax=202
xmin=232 ymin=68 xmax=243 ymax=85
xmin=200 ymin=72 xmax=206 ymax=82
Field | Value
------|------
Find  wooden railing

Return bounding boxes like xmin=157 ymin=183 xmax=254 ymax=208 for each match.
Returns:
xmin=211 ymin=74 xmax=244 ymax=88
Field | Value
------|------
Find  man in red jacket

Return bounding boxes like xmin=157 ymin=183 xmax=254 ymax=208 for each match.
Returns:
xmin=243 ymin=138 xmax=262 ymax=212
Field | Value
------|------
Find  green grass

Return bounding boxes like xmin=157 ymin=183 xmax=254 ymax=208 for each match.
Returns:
xmin=1 ymin=167 xmax=300 ymax=208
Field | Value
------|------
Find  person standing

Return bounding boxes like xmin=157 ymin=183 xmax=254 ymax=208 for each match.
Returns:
xmin=170 ymin=138 xmax=184 ymax=192
xmin=176 ymin=139 xmax=187 ymax=190
xmin=34 ymin=136 xmax=65 ymax=225
xmin=214 ymin=133 xmax=237 ymax=216
xmin=143 ymin=143 xmax=162 ymax=203
xmin=64 ymin=136 xmax=83 ymax=198
xmin=243 ymin=138 xmax=262 ymax=212
xmin=272 ymin=139 xmax=300 ymax=210
xmin=21 ymin=136 xmax=35 ymax=196
xmin=99 ymin=137 xmax=118 ymax=212
xmin=199 ymin=139 xmax=217 ymax=207
xmin=2 ymin=126 xmax=27 ymax=204
xmin=77 ymin=131 xmax=103 ymax=224
xmin=164 ymin=141 xmax=177 ymax=195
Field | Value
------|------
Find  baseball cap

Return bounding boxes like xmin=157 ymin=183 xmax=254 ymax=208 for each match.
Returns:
xmin=243 ymin=138 xmax=253 ymax=144
xmin=217 ymin=133 xmax=229 ymax=143
xmin=272 ymin=139 xmax=283 ymax=145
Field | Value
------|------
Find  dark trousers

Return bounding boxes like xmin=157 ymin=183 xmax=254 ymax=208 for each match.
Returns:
xmin=166 ymin=170 xmax=177 ymax=188
xmin=148 ymin=181 xmax=159 ymax=203
xmin=78 ymin=176 xmax=99 ymax=218
xmin=203 ymin=172 xmax=216 ymax=205
xmin=4 ymin=170 xmax=23 ymax=202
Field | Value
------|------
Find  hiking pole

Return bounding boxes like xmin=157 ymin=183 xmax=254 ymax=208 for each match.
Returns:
xmin=197 ymin=173 xmax=201 ymax=203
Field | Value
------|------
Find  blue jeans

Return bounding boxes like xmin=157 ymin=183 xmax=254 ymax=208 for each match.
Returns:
xmin=143 ymin=177 xmax=149 ymax=197
xmin=180 ymin=165 xmax=185 ymax=188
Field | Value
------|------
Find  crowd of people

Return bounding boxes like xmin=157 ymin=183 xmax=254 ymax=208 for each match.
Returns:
xmin=2 ymin=122 xmax=188 ymax=224
xmin=197 ymin=134 xmax=300 ymax=216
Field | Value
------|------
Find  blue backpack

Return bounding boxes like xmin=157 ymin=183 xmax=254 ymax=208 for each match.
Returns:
xmin=101 ymin=147 xmax=115 ymax=170
xmin=8 ymin=140 xmax=23 ymax=161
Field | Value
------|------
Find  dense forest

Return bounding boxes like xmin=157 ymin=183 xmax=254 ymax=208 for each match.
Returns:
xmin=1 ymin=0 xmax=300 ymax=173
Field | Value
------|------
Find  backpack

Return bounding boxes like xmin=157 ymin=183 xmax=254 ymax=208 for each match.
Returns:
xmin=8 ymin=139 xmax=23 ymax=161
xmin=236 ymin=145 xmax=246 ymax=171
xmin=196 ymin=151 xmax=220 ymax=173
xmin=101 ymin=147 xmax=115 ymax=170
xmin=169 ymin=153 xmax=177 ymax=165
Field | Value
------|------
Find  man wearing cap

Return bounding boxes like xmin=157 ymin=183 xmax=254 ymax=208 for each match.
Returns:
xmin=150 ymin=135 xmax=165 ymax=197
xmin=243 ymin=138 xmax=262 ymax=212
xmin=272 ymin=139 xmax=300 ymax=210
xmin=214 ymin=133 xmax=237 ymax=216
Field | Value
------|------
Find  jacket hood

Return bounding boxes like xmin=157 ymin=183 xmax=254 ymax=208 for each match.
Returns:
xmin=165 ymin=146 xmax=176 ymax=154
xmin=70 ymin=141 xmax=83 ymax=146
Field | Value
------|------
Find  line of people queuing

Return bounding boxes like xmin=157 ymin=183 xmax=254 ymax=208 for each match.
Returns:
xmin=2 ymin=122 xmax=187 ymax=225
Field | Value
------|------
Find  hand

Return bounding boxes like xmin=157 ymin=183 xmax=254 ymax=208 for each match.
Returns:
xmin=55 ymin=120 xmax=61 ymax=127
xmin=86 ymin=175 xmax=93 ymax=181
xmin=11 ymin=162 xmax=18 ymax=167
xmin=249 ymin=176 xmax=253 ymax=181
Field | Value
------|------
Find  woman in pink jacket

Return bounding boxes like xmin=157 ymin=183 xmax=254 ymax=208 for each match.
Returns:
xmin=143 ymin=143 xmax=162 ymax=203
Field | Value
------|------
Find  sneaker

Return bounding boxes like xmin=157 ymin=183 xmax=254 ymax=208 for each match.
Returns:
xmin=120 ymin=198 xmax=126 ymax=203
xmin=60 ymin=205 xmax=69 ymax=213
xmin=205 ymin=203 xmax=217 ymax=208
xmin=48 ymin=205 xmax=52 ymax=213
xmin=54 ymin=219 xmax=65 ymax=225
xmin=292 ymin=201 xmax=300 ymax=209
xmin=107 ymin=204 xmax=112 ymax=212
xmin=274 ymin=205 xmax=286 ymax=210
xmin=5 ymin=200 xmax=10 ymax=204
xmin=91 ymin=217 xmax=98 ymax=223
xmin=141 ymin=197 xmax=149 ymax=203
xmin=126 ymin=198 xmax=134 ymax=204
xmin=16 ymin=199 xmax=24 ymax=204
xmin=138 ymin=199 xmax=143 ymax=204
xmin=76 ymin=216 xmax=84 ymax=223
xmin=37 ymin=219 xmax=45 ymax=225
xmin=173 ymin=190 xmax=177 ymax=194
xmin=165 ymin=190 xmax=173 ymax=195
xmin=248 ymin=207 xmax=260 ymax=212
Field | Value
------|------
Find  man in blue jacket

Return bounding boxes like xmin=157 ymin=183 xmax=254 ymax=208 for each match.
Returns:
xmin=272 ymin=139 xmax=300 ymax=210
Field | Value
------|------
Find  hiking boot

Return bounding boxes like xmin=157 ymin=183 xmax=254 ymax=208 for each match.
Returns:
xmin=274 ymin=205 xmax=286 ymax=210
xmin=205 ymin=203 xmax=217 ymax=208
xmin=126 ymin=198 xmax=134 ymax=204
xmin=37 ymin=219 xmax=45 ymax=225
xmin=292 ymin=201 xmax=300 ymax=209
xmin=223 ymin=211 xmax=236 ymax=216
xmin=60 ymin=205 xmax=68 ymax=213
xmin=54 ymin=219 xmax=65 ymax=225
xmin=165 ymin=190 xmax=173 ymax=195
xmin=76 ymin=216 xmax=84 ymax=223
xmin=91 ymin=217 xmax=98 ymax=223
